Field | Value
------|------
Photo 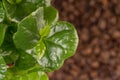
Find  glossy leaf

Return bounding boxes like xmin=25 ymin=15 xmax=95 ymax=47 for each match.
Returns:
xmin=3 ymin=0 xmax=50 ymax=22
xmin=44 ymin=6 xmax=58 ymax=25
xmin=37 ymin=22 xmax=78 ymax=71
xmin=13 ymin=5 xmax=59 ymax=51
xmin=15 ymin=51 xmax=36 ymax=70
xmin=0 ymin=1 xmax=5 ymax=22
xmin=13 ymin=7 xmax=44 ymax=50
xmin=0 ymin=24 xmax=7 ymax=47
xmin=0 ymin=56 xmax=7 ymax=80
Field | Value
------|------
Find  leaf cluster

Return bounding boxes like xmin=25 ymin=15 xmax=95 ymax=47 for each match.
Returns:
xmin=0 ymin=0 xmax=78 ymax=80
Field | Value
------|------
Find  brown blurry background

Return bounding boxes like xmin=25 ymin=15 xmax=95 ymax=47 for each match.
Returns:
xmin=48 ymin=0 xmax=120 ymax=80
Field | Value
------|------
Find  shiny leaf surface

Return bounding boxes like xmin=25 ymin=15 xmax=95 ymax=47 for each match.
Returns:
xmin=37 ymin=22 xmax=78 ymax=71
xmin=13 ymin=7 xmax=44 ymax=50
xmin=15 ymin=51 xmax=36 ymax=70
xmin=44 ymin=6 xmax=58 ymax=25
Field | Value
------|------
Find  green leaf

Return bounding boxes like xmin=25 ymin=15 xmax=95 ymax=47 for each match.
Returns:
xmin=44 ymin=6 xmax=58 ymax=25
xmin=15 ymin=51 xmax=36 ymax=70
xmin=0 ymin=24 xmax=7 ymax=47
xmin=5 ymin=71 xmax=48 ymax=80
xmin=0 ymin=1 xmax=5 ymax=22
xmin=0 ymin=55 xmax=7 ymax=80
xmin=3 ymin=0 xmax=51 ymax=22
xmin=13 ymin=8 xmax=45 ymax=72
xmin=37 ymin=21 xmax=78 ymax=71
xmin=12 ymin=0 xmax=78 ymax=74
xmin=13 ymin=5 xmax=59 ymax=51
xmin=13 ymin=7 xmax=44 ymax=50
xmin=48 ymin=22 xmax=78 ymax=59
